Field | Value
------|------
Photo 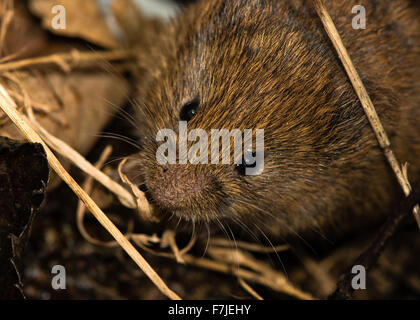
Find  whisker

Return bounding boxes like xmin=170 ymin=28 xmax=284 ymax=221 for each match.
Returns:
xmin=174 ymin=215 xmax=183 ymax=231
xmin=202 ymin=221 xmax=211 ymax=258
xmin=225 ymin=222 xmax=240 ymax=272
xmin=234 ymin=198 xmax=317 ymax=256
xmin=252 ymin=222 xmax=288 ymax=278
xmin=230 ymin=216 xmax=261 ymax=247
xmin=97 ymin=133 xmax=142 ymax=151
xmin=98 ymin=132 xmax=141 ymax=147
xmin=103 ymin=155 xmax=139 ymax=167
xmin=214 ymin=216 xmax=233 ymax=250
xmin=97 ymin=96 xmax=142 ymax=132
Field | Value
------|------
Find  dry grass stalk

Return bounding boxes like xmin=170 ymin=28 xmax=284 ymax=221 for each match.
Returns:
xmin=300 ymin=255 xmax=336 ymax=297
xmin=162 ymin=230 xmax=186 ymax=264
xmin=28 ymin=115 xmax=137 ymax=209
xmin=132 ymin=237 xmax=314 ymax=300
xmin=76 ymin=145 xmax=134 ymax=248
xmin=179 ymin=231 xmax=197 ymax=256
xmin=0 ymin=0 xmax=13 ymax=56
xmin=118 ymin=158 xmax=156 ymax=221
xmin=210 ymin=237 xmax=290 ymax=253
xmin=311 ymin=0 xmax=420 ymax=228
xmin=238 ymin=278 xmax=264 ymax=300
xmin=0 ymin=83 xmax=181 ymax=300
xmin=183 ymin=251 xmax=315 ymax=300
xmin=7 ymin=89 xmax=62 ymax=118
xmin=0 ymin=72 xmax=67 ymax=127
xmin=0 ymin=49 xmax=137 ymax=73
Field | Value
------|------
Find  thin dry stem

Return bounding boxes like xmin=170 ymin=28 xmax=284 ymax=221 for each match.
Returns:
xmin=28 ymin=115 xmax=137 ymax=209
xmin=118 ymin=158 xmax=156 ymax=221
xmin=132 ymin=237 xmax=314 ymax=300
xmin=300 ymin=255 xmax=336 ymax=297
xmin=76 ymin=145 xmax=132 ymax=248
xmin=210 ymin=237 xmax=289 ymax=253
xmin=182 ymin=252 xmax=315 ymax=300
xmin=1 ymin=72 xmax=66 ymax=126
xmin=0 ymin=49 xmax=137 ymax=73
xmin=238 ymin=278 xmax=264 ymax=300
xmin=0 ymin=0 xmax=13 ymax=56
xmin=162 ymin=230 xmax=186 ymax=264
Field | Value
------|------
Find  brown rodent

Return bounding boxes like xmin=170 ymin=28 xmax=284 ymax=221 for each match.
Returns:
xmin=131 ymin=0 xmax=420 ymax=239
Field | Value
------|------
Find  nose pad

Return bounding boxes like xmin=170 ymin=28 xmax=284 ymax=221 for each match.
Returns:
xmin=148 ymin=164 xmax=208 ymax=210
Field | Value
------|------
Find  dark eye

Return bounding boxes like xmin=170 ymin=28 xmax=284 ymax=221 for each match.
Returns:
xmin=235 ymin=152 xmax=257 ymax=176
xmin=180 ymin=98 xmax=199 ymax=121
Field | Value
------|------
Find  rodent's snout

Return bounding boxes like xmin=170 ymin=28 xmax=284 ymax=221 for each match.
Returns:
xmin=146 ymin=164 xmax=211 ymax=213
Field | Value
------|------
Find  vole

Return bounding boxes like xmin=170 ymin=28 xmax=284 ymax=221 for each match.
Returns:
xmin=131 ymin=0 xmax=420 ymax=239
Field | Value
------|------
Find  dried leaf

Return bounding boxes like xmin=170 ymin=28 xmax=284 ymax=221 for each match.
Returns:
xmin=29 ymin=0 xmax=119 ymax=48
xmin=0 ymin=0 xmax=48 ymax=59
xmin=0 ymin=70 xmax=129 ymax=155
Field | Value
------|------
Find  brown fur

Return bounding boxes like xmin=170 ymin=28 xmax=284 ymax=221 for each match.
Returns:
xmin=132 ymin=0 xmax=420 ymax=238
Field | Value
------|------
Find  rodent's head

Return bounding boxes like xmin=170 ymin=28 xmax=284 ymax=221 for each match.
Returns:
xmin=132 ymin=0 xmax=389 ymax=235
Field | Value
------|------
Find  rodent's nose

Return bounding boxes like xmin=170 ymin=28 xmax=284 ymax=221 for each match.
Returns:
xmin=148 ymin=165 xmax=208 ymax=211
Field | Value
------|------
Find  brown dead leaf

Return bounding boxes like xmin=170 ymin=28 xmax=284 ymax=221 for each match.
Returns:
xmin=0 ymin=69 xmax=129 ymax=154
xmin=0 ymin=0 xmax=49 ymax=59
xmin=29 ymin=0 xmax=119 ymax=48
xmin=0 ymin=69 xmax=129 ymax=188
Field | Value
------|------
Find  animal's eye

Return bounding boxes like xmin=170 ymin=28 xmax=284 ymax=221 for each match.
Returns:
xmin=180 ymin=98 xmax=199 ymax=121
xmin=235 ymin=152 xmax=257 ymax=176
